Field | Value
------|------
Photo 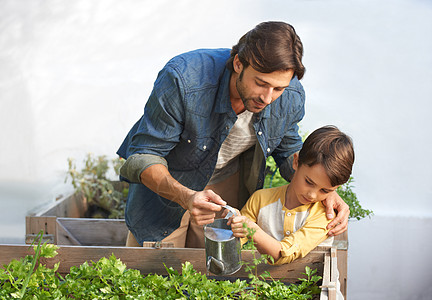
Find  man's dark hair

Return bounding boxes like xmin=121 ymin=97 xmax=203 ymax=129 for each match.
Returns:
xmin=298 ymin=125 xmax=355 ymax=187
xmin=226 ymin=21 xmax=305 ymax=79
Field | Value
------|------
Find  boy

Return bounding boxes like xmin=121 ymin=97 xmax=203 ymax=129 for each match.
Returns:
xmin=228 ymin=125 xmax=354 ymax=265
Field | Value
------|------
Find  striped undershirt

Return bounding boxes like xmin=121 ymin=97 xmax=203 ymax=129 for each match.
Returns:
xmin=208 ymin=110 xmax=257 ymax=185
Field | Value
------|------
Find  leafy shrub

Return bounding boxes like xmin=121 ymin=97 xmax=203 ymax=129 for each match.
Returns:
xmin=0 ymin=235 xmax=322 ymax=299
xmin=65 ymin=153 xmax=128 ymax=219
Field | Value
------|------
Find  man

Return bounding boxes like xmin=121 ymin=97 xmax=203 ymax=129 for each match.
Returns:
xmin=117 ymin=21 xmax=349 ymax=247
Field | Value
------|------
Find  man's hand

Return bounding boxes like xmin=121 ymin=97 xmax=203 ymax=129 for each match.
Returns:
xmin=187 ymin=190 xmax=226 ymax=226
xmin=323 ymin=191 xmax=350 ymax=236
xmin=140 ymin=164 xmax=226 ymax=226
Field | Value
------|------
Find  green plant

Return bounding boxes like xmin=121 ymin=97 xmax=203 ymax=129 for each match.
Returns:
xmin=241 ymin=225 xmax=273 ymax=297
xmin=241 ymin=224 xmax=321 ymax=299
xmin=264 ymin=156 xmax=373 ymax=221
xmin=336 ymin=177 xmax=373 ymax=220
xmin=263 ymin=156 xmax=288 ymax=189
xmin=1 ymin=234 xmax=323 ymax=299
xmin=65 ymin=153 xmax=127 ymax=219
xmin=0 ymin=231 xmax=61 ymax=299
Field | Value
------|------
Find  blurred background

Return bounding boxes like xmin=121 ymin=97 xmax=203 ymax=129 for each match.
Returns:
xmin=1 ymin=0 xmax=431 ymax=299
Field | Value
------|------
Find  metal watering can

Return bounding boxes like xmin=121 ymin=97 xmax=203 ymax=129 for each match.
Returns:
xmin=204 ymin=205 xmax=242 ymax=276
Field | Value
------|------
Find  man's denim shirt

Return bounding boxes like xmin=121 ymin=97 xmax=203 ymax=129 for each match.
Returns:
xmin=117 ymin=48 xmax=305 ymax=244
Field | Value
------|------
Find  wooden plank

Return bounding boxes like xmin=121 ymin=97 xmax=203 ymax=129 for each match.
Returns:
xmin=25 ymin=216 xmax=57 ymax=244
xmin=330 ymin=248 xmax=337 ymax=284
xmin=27 ymin=192 xmax=86 ymax=218
xmin=333 ymin=229 xmax=348 ymax=299
xmin=40 ymin=181 xmax=127 ymax=218
xmin=56 ymin=219 xmax=82 ymax=246
xmin=328 ymin=248 xmax=338 ymax=300
xmin=337 ymin=245 xmax=347 ymax=298
xmin=142 ymin=241 xmax=174 ymax=248
xmin=25 ymin=193 xmax=87 ymax=244
xmin=333 ymin=230 xmax=348 ymax=250
xmin=44 ymin=192 xmax=88 ymax=218
xmin=55 ymin=218 xmax=128 ymax=246
xmin=25 ymin=181 xmax=128 ymax=246
xmin=0 ymin=244 xmax=328 ymax=283
xmin=322 ymin=250 xmax=331 ymax=288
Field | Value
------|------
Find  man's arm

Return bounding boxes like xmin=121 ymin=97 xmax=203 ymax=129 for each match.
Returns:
xmin=140 ymin=164 xmax=226 ymax=225
xmin=120 ymin=153 xmax=227 ymax=225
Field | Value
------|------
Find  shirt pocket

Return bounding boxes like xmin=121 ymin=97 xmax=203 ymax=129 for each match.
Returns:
xmin=172 ymin=132 xmax=218 ymax=170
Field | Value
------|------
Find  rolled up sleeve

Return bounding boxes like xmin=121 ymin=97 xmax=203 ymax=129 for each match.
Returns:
xmin=120 ymin=153 xmax=168 ymax=183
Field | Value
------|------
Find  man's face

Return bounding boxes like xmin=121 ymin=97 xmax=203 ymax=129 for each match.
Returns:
xmin=236 ymin=65 xmax=294 ymax=113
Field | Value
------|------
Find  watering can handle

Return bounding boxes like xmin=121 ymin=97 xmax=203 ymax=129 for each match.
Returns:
xmin=222 ymin=205 xmax=237 ymax=219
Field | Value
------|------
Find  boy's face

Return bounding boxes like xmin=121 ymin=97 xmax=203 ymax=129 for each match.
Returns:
xmin=290 ymin=154 xmax=339 ymax=206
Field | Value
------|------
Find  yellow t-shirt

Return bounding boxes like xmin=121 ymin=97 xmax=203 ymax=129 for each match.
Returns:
xmin=240 ymin=184 xmax=333 ymax=265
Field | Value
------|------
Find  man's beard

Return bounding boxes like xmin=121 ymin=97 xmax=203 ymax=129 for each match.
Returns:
xmin=236 ymin=70 xmax=267 ymax=113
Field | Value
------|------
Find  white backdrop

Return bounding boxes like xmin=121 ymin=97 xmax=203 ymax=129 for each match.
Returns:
xmin=1 ymin=0 xmax=431 ymax=299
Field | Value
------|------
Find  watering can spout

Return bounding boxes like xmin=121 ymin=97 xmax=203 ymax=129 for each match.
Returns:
xmin=207 ymin=256 xmax=225 ymax=275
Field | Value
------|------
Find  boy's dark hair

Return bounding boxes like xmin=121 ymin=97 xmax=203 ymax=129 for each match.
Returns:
xmin=226 ymin=21 xmax=305 ymax=79
xmin=298 ymin=125 xmax=354 ymax=187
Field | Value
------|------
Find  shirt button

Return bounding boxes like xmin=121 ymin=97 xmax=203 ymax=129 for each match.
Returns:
xmin=258 ymin=131 xmax=262 ymax=135
xmin=187 ymin=139 xmax=191 ymax=143
xmin=286 ymin=231 xmax=290 ymax=235
xmin=267 ymin=148 xmax=271 ymax=153
xmin=286 ymin=212 xmax=291 ymax=216
xmin=203 ymin=145 xmax=207 ymax=150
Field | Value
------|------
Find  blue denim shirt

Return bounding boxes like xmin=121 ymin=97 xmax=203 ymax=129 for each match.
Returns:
xmin=117 ymin=48 xmax=305 ymax=244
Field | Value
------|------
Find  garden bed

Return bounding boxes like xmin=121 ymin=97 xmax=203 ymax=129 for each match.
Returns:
xmin=25 ymin=189 xmax=348 ymax=298
xmin=0 ymin=244 xmax=338 ymax=299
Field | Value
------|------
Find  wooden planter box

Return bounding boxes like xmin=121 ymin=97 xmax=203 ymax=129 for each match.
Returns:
xmin=25 ymin=181 xmax=129 ymax=246
xmin=0 ymin=244 xmax=339 ymax=300
xmin=25 ymin=187 xmax=347 ymax=298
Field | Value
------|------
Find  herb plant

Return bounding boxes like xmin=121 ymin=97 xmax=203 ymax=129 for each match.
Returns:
xmin=241 ymin=224 xmax=322 ymax=299
xmin=65 ymin=153 xmax=128 ymax=219
xmin=1 ymin=234 xmax=323 ymax=299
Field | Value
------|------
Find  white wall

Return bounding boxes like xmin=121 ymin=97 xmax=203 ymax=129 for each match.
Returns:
xmin=1 ymin=0 xmax=431 ymax=299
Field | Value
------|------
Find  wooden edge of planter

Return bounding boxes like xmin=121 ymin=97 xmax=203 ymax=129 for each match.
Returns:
xmin=0 ymin=244 xmax=336 ymax=288
xmin=319 ymin=248 xmax=338 ymax=300
xmin=55 ymin=218 xmax=128 ymax=246
xmin=28 ymin=181 xmax=128 ymax=219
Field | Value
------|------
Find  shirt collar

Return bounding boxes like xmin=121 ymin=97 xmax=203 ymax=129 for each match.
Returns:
xmin=214 ymin=67 xmax=233 ymax=114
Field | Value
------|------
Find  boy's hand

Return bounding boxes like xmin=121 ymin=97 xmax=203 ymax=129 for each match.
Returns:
xmin=323 ymin=191 xmax=350 ymax=236
xmin=227 ymin=212 xmax=249 ymax=238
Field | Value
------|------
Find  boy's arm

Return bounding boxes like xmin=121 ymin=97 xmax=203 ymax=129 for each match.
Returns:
xmin=276 ymin=205 xmax=331 ymax=265
xmin=229 ymin=215 xmax=283 ymax=262
xmin=230 ymin=201 xmax=331 ymax=265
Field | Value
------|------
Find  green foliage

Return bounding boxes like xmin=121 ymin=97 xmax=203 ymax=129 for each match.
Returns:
xmin=264 ymin=156 xmax=373 ymax=220
xmin=336 ymin=177 xmax=373 ymax=220
xmin=0 ymin=231 xmax=62 ymax=300
xmin=1 ymin=235 xmax=322 ymax=299
xmin=65 ymin=153 xmax=127 ymax=219
xmin=263 ymin=156 xmax=288 ymax=189
xmin=240 ymin=224 xmax=321 ymax=299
